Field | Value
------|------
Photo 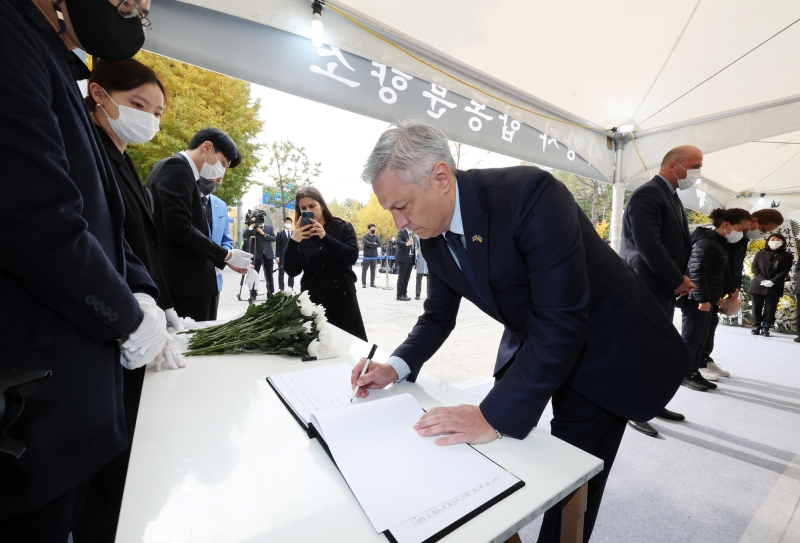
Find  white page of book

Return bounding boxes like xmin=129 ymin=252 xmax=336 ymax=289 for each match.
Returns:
xmin=269 ymin=363 xmax=391 ymax=426
xmin=309 ymin=394 xmax=517 ymax=533
xmin=386 ymin=469 xmax=521 ymax=543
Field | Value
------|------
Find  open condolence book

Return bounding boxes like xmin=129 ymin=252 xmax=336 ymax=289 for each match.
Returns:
xmin=267 ymin=364 xmax=525 ymax=543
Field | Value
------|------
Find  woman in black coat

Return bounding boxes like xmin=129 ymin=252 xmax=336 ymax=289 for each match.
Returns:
xmin=283 ymin=187 xmax=368 ymax=341
xmin=749 ymin=232 xmax=794 ymax=337
xmin=681 ymin=208 xmax=751 ymax=391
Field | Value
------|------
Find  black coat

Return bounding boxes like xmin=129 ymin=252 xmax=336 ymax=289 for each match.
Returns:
xmin=147 ymin=154 xmax=229 ymax=297
xmin=276 ymin=228 xmax=293 ymax=262
xmin=396 ymin=229 xmax=413 ymax=263
xmin=620 ymin=176 xmax=691 ymax=305
xmin=283 ymin=221 xmax=367 ymax=340
xmin=749 ymin=249 xmax=794 ymax=297
xmin=361 ymin=232 xmax=380 ymax=257
xmin=243 ymin=224 xmax=276 ymax=261
xmin=97 ymin=129 xmax=173 ymax=310
xmin=393 ymin=167 xmax=690 ymax=438
xmin=686 ymin=227 xmax=732 ymax=304
xmin=0 ymin=0 xmax=157 ymax=519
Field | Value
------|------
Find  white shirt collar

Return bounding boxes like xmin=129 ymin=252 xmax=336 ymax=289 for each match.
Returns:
xmin=179 ymin=151 xmax=200 ymax=181
xmin=443 ymin=179 xmax=463 ymax=237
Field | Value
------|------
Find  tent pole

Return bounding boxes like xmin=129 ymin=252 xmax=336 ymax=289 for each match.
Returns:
xmin=609 ymin=141 xmax=627 ymax=253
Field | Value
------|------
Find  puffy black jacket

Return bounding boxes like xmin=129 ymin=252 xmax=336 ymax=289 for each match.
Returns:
xmin=686 ymin=227 xmax=733 ymax=303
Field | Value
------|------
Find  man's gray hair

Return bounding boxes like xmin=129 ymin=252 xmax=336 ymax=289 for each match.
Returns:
xmin=361 ymin=120 xmax=456 ymax=188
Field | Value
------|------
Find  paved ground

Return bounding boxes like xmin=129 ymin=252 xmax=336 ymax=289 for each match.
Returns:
xmin=218 ymin=266 xmax=800 ymax=543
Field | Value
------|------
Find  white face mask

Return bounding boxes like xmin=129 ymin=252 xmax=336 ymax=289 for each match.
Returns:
xmin=200 ymin=148 xmax=227 ymax=180
xmin=724 ymin=225 xmax=744 ymax=244
xmin=284 ymin=223 xmax=292 ymax=230
xmin=746 ymin=224 xmax=763 ymax=240
xmin=101 ymin=88 xmax=160 ymax=144
xmin=768 ymin=240 xmax=783 ymax=249
xmin=675 ymin=163 xmax=701 ymax=191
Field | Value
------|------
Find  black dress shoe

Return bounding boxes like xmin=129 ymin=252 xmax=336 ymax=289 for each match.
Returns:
xmin=681 ymin=374 xmax=708 ymax=392
xmin=751 ymin=326 xmax=762 ymax=335
xmin=362 ymin=284 xmax=366 ymax=288
xmin=415 ymin=295 xmax=420 ymax=300
xmin=396 ymin=295 xmax=411 ymax=301
xmin=657 ymin=408 xmax=685 ymax=421
xmin=762 ymin=326 xmax=771 ymax=337
xmin=695 ymin=372 xmax=717 ymax=389
xmin=794 ymin=336 xmax=800 ymax=343
xmin=628 ymin=420 xmax=658 ymax=437
xmin=370 ymin=284 xmax=377 ymax=288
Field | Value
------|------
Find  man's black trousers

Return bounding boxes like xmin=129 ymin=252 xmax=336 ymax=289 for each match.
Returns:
xmin=396 ymin=260 xmax=413 ymax=297
xmin=362 ymin=259 xmax=377 ymax=286
xmin=535 ymin=386 xmax=627 ymax=543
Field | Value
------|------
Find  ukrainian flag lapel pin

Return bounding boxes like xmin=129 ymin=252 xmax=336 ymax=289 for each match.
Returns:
xmin=472 ymin=235 xmax=483 ymax=243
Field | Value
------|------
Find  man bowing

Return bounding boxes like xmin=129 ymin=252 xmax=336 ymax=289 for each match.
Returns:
xmin=352 ymin=121 xmax=690 ymax=542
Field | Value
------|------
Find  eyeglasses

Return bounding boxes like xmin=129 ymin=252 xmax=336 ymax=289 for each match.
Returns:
xmin=116 ymin=0 xmax=152 ymax=33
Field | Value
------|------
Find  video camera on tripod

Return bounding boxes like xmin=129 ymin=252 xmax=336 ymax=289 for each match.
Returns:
xmin=245 ymin=208 xmax=267 ymax=226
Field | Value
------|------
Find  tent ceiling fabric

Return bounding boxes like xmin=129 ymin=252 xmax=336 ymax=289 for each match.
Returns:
xmin=172 ymin=0 xmax=800 ymax=209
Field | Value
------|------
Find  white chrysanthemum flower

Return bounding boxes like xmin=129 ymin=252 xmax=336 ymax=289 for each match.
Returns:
xmin=317 ymin=326 xmax=333 ymax=355
xmin=302 ymin=321 xmax=313 ymax=333
xmin=314 ymin=308 xmax=327 ymax=325
xmin=298 ymin=296 xmax=315 ymax=317
xmin=307 ymin=339 xmax=321 ymax=357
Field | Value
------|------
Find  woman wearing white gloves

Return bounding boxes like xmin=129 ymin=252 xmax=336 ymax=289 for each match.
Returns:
xmin=749 ymin=232 xmax=794 ymax=337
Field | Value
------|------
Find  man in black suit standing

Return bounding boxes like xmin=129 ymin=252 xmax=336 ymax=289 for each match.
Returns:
xmin=353 ymin=121 xmax=689 ymax=542
xmin=396 ymin=227 xmax=413 ymax=301
xmin=276 ymin=216 xmax=295 ymax=291
xmin=619 ymin=145 xmax=701 ymax=437
xmin=148 ymin=128 xmax=253 ymax=321
xmin=249 ymin=216 xmax=276 ymax=302
xmin=362 ymin=223 xmax=380 ymax=288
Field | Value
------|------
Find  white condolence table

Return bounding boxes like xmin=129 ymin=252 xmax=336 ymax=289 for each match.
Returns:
xmin=116 ymin=326 xmax=602 ymax=543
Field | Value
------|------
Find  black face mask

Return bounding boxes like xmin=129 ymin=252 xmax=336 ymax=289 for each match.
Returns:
xmin=67 ymin=0 xmax=145 ymax=61
xmin=370 ymin=229 xmax=376 ymax=234
xmin=198 ymin=177 xmax=218 ymax=195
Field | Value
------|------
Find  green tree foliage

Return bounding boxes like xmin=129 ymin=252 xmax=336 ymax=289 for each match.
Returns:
xmin=550 ymin=170 xmax=629 ymax=239
xmin=110 ymin=51 xmax=265 ymax=206
xmin=263 ymin=141 xmax=321 ymax=218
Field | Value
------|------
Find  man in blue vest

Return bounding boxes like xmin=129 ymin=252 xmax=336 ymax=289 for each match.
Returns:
xmin=352 ymin=121 xmax=690 ymax=543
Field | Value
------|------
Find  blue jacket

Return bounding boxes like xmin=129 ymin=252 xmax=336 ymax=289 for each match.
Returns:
xmin=0 ymin=0 xmax=157 ymax=518
xmin=209 ymin=194 xmax=233 ymax=291
xmin=392 ymin=167 xmax=690 ymax=439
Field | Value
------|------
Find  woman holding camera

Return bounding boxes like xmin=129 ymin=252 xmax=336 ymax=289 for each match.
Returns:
xmin=749 ymin=232 xmax=794 ymax=337
xmin=283 ymin=187 xmax=367 ymax=341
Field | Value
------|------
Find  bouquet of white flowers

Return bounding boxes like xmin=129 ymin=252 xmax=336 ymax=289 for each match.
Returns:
xmin=181 ymin=291 xmax=332 ymax=357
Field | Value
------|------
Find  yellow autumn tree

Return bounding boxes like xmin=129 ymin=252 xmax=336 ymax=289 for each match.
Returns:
xmin=89 ymin=51 xmax=265 ymax=206
xmin=350 ymin=193 xmax=397 ymax=243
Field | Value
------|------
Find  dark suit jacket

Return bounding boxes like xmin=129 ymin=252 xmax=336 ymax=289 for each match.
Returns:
xmin=392 ymin=167 xmax=690 ymax=439
xmin=97 ymin=129 xmax=173 ymax=310
xmin=396 ymin=229 xmax=412 ymax=263
xmin=361 ymin=233 xmax=380 ymax=257
xmin=1 ymin=0 xmax=156 ymax=518
xmin=619 ymin=176 xmax=691 ymax=306
xmin=276 ymin=228 xmax=292 ymax=262
xmin=749 ymin=250 xmax=794 ymax=297
xmin=147 ymin=154 xmax=229 ymax=297
xmin=254 ymin=223 xmax=276 ymax=261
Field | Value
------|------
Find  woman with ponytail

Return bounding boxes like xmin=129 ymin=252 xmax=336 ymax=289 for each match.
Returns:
xmin=680 ymin=208 xmax=751 ymax=392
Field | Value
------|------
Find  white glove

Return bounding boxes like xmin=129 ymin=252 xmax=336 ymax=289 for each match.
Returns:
xmin=121 ymin=293 xmax=168 ymax=368
xmin=760 ymin=280 xmax=774 ymax=287
xmin=164 ymin=308 xmax=184 ymax=332
xmin=154 ymin=334 xmax=185 ymax=371
xmin=227 ymin=249 xmax=253 ymax=268
xmin=245 ymin=267 xmax=260 ymax=291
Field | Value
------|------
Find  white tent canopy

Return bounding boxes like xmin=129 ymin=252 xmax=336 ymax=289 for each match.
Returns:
xmin=167 ymin=0 xmax=800 ymax=244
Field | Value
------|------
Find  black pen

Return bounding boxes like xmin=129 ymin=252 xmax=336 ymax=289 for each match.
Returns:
xmin=351 ymin=344 xmax=378 ymax=402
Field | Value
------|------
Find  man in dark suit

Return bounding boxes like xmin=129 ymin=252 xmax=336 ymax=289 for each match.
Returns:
xmin=276 ymin=216 xmax=295 ymax=291
xmin=353 ymin=121 xmax=690 ymax=543
xmin=249 ymin=216 xmax=276 ymax=302
xmin=361 ymin=223 xmax=380 ymax=288
xmin=148 ymin=128 xmax=252 ymax=321
xmin=619 ymin=146 xmax=701 ymax=437
xmin=0 ymin=0 xmax=169 ymax=536
xmin=396 ymin=227 xmax=413 ymax=301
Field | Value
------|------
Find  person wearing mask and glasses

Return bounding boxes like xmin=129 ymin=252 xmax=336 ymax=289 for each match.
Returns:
xmin=0 ymin=0 xmax=173 ymax=539
xmin=147 ymin=128 xmax=253 ymax=321
xmin=699 ymin=208 xmax=784 ymax=377
xmin=749 ymin=233 xmax=794 ymax=337
xmin=680 ymin=208 xmax=751 ymax=392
